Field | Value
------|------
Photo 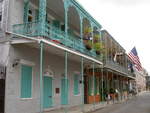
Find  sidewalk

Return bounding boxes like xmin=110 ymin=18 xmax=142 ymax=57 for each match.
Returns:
xmin=44 ymin=102 xmax=107 ymax=113
xmin=44 ymin=97 xmax=133 ymax=113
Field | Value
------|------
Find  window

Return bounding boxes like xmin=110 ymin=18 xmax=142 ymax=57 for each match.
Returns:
xmin=21 ymin=65 xmax=32 ymax=98
xmin=73 ymin=74 xmax=80 ymax=95
xmin=28 ymin=9 xmax=33 ymax=22
xmin=88 ymin=76 xmax=99 ymax=96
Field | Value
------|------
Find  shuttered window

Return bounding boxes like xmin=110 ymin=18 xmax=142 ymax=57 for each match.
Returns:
xmin=74 ymin=74 xmax=80 ymax=95
xmin=21 ymin=65 xmax=32 ymax=98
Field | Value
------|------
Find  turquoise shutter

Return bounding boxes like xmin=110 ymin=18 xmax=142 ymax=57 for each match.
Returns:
xmin=21 ymin=65 xmax=32 ymax=98
xmin=74 ymin=74 xmax=79 ymax=95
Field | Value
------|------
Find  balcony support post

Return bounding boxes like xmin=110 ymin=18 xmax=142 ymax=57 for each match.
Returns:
xmin=106 ymin=71 xmax=109 ymax=95
xmin=112 ymin=72 xmax=114 ymax=89
xmin=92 ymin=62 xmax=95 ymax=109
xmin=80 ymin=15 xmax=83 ymax=40
xmin=110 ymin=39 xmax=112 ymax=61
xmin=101 ymin=68 xmax=104 ymax=101
xmin=125 ymin=55 xmax=128 ymax=73
xmin=39 ymin=42 xmax=44 ymax=113
xmin=104 ymin=34 xmax=108 ymax=62
xmin=38 ymin=0 xmax=47 ymax=36
xmin=64 ymin=4 xmax=68 ymax=35
xmin=117 ymin=75 xmax=120 ymax=101
xmin=63 ymin=51 xmax=68 ymax=113
xmin=81 ymin=57 xmax=84 ymax=112
xmin=80 ymin=15 xmax=83 ymax=51
xmin=23 ymin=0 xmax=29 ymax=23
xmin=91 ymin=24 xmax=94 ymax=54
xmin=121 ymin=77 xmax=123 ymax=100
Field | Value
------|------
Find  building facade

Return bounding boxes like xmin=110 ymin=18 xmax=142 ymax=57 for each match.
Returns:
xmin=0 ymin=0 xmax=135 ymax=113
xmin=134 ymin=68 xmax=147 ymax=93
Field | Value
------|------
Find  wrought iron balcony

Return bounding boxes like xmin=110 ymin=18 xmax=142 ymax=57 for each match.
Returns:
xmin=13 ymin=21 xmax=103 ymax=61
xmin=104 ymin=60 xmax=135 ymax=77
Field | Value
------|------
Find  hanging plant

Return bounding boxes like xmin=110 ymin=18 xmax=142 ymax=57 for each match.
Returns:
xmin=94 ymin=42 xmax=105 ymax=55
xmin=94 ymin=43 xmax=101 ymax=55
xmin=83 ymin=27 xmax=92 ymax=40
xmin=93 ymin=34 xmax=100 ymax=43
xmin=83 ymin=27 xmax=93 ymax=50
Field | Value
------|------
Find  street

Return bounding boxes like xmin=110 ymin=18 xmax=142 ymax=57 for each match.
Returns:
xmin=93 ymin=92 xmax=150 ymax=113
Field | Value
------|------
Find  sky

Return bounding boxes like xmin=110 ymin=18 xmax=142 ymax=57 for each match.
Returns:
xmin=77 ymin=0 xmax=150 ymax=73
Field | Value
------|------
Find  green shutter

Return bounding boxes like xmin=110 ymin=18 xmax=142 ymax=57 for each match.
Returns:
xmin=74 ymin=74 xmax=79 ymax=95
xmin=88 ymin=76 xmax=94 ymax=96
xmin=21 ymin=65 xmax=32 ymax=98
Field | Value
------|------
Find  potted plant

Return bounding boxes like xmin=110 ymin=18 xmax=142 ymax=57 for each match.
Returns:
xmin=109 ymin=88 xmax=115 ymax=101
xmin=85 ymin=40 xmax=93 ymax=50
xmin=110 ymin=88 xmax=115 ymax=94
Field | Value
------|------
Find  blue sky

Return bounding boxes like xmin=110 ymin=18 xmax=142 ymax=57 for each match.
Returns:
xmin=77 ymin=0 xmax=150 ymax=72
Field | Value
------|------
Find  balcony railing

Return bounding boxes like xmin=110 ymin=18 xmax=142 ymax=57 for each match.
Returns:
xmin=105 ymin=60 xmax=135 ymax=77
xmin=13 ymin=21 xmax=103 ymax=61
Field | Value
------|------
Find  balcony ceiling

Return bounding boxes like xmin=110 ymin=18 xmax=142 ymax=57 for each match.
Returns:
xmin=31 ymin=0 xmax=80 ymax=32
xmin=17 ymin=41 xmax=93 ymax=65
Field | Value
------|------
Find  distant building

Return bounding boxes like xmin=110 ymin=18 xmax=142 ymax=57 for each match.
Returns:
xmin=134 ymin=68 xmax=147 ymax=92
xmin=146 ymin=75 xmax=150 ymax=91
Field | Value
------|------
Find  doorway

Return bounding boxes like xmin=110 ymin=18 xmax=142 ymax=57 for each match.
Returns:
xmin=61 ymin=78 xmax=69 ymax=105
xmin=43 ymin=76 xmax=53 ymax=108
xmin=0 ymin=79 xmax=5 ymax=113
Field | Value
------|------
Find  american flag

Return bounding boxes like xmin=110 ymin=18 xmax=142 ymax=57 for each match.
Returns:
xmin=128 ymin=47 xmax=142 ymax=71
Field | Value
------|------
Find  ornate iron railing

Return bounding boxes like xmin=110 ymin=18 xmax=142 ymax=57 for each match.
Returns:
xmin=13 ymin=21 xmax=103 ymax=61
xmin=105 ymin=60 xmax=135 ymax=77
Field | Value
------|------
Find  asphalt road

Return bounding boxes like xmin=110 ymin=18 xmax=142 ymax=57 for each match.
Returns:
xmin=93 ymin=92 xmax=150 ymax=113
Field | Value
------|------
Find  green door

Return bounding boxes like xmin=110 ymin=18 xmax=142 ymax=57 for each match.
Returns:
xmin=43 ymin=76 xmax=53 ymax=108
xmin=61 ymin=78 xmax=69 ymax=105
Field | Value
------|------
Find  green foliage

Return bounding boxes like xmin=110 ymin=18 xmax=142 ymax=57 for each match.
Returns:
xmin=84 ymin=27 xmax=92 ymax=34
xmin=94 ymin=42 xmax=102 ymax=51
xmin=94 ymin=34 xmax=100 ymax=43
xmin=109 ymin=88 xmax=115 ymax=94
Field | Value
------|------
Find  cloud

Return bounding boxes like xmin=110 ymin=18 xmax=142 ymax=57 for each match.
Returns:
xmin=77 ymin=0 xmax=150 ymax=71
